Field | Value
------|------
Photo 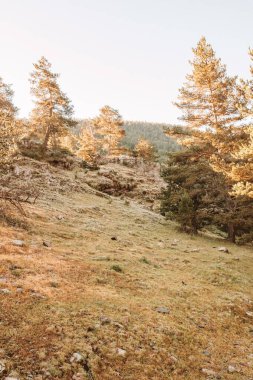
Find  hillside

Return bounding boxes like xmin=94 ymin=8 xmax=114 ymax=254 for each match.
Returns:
xmin=0 ymin=160 xmax=253 ymax=380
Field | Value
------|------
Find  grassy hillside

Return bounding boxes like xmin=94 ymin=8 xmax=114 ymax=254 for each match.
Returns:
xmin=0 ymin=160 xmax=253 ymax=380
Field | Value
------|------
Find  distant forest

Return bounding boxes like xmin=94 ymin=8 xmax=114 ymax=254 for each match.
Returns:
xmin=121 ymin=121 xmax=180 ymax=158
xmin=77 ymin=119 xmax=180 ymax=160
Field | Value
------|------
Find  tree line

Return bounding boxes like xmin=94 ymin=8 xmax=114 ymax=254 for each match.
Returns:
xmin=1 ymin=57 xmax=160 ymax=165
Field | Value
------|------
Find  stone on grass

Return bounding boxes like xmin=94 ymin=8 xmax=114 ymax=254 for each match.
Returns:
xmin=11 ymin=240 xmax=24 ymax=247
xmin=228 ymin=365 xmax=237 ymax=373
xmin=155 ymin=306 xmax=170 ymax=314
xmin=116 ymin=348 xmax=126 ymax=357
xmin=217 ymin=246 xmax=229 ymax=253
xmin=100 ymin=316 xmax=111 ymax=325
xmin=201 ymin=368 xmax=217 ymax=376
xmin=70 ymin=352 xmax=85 ymax=364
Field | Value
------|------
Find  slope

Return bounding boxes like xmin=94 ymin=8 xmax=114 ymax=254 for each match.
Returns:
xmin=0 ymin=161 xmax=252 ymax=380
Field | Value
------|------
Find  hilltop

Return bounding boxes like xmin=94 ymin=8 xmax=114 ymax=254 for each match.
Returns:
xmin=0 ymin=159 xmax=252 ymax=380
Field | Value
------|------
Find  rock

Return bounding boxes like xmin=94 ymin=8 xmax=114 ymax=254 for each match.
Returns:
xmin=56 ymin=215 xmax=64 ymax=220
xmin=227 ymin=365 xmax=237 ymax=373
xmin=0 ymin=289 xmax=11 ymax=294
xmin=100 ymin=316 xmax=111 ymax=325
xmin=0 ymin=360 xmax=6 ymax=373
xmin=0 ymin=277 xmax=7 ymax=283
xmin=87 ymin=325 xmax=99 ymax=332
xmin=246 ymin=311 xmax=253 ymax=317
xmin=168 ymin=355 xmax=178 ymax=363
xmin=201 ymin=368 xmax=217 ymax=376
xmin=112 ymin=321 xmax=124 ymax=329
xmin=11 ymin=240 xmax=24 ymax=247
xmin=70 ymin=352 xmax=85 ymax=364
xmin=217 ymin=246 xmax=229 ymax=253
xmin=111 ymin=236 xmax=117 ymax=241
xmin=72 ymin=373 xmax=86 ymax=380
xmin=155 ymin=306 xmax=170 ymax=314
xmin=116 ymin=348 xmax=126 ymax=357
xmin=43 ymin=240 xmax=51 ymax=247
xmin=5 ymin=374 xmax=20 ymax=380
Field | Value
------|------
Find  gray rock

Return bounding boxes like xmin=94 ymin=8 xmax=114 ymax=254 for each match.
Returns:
xmin=70 ymin=352 xmax=85 ymax=364
xmin=217 ymin=246 xmax=229 ymax=253
xmin=116 ymin=348 xmax=126 ymax=357
xmin=11 ymin=240 xmax=24 ymax=247
xmin=155 ymin=306 xmax=170 ymax=314
xmin=227 ymin=365 xmax=237 ymax=373
xmin=168 ymin=355 xmax=178 ymax=363
xmin=201 ymin=368 xmax=217 ymax=376
xmin=112 ymin=321 xmax=124 ymax=329
xmin=100 ymin=316 xmax=111 ymax=325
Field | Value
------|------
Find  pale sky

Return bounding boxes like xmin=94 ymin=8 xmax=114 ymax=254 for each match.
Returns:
xmin=1 ymin=0 xmax=253 ymax=123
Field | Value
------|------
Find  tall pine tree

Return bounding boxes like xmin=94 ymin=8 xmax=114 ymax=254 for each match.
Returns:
xmin=164 ymin=37 xmax=252 ymax=242
xmin=30 ymin=57 xmax=76 ymax=152
xmin=173 ymin=37 xmax=242 ymax=157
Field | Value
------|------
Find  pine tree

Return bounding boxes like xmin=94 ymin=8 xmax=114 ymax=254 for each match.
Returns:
xmin=77 ymin=125 xmax=100 ymax=163
xmin=161 ymin=149 xmax=228 ymax=234
xmin=0 ymin=77 xmax=18 ymax=165
xmin=30 ymin=57 xmax=76 ymax=152
xmin=173 ymin=37 xmax=242 ymax=157
xmin=134 ymin=138 xmax=156 ymax=161
xmin=92 ymin=105 xmax=125 ymax=156
xmin=165 ymin=37 xmax=253 ymax=242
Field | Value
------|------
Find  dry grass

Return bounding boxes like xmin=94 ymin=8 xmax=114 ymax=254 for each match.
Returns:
xmin=0 ymin=170 xmax=253 ymax=379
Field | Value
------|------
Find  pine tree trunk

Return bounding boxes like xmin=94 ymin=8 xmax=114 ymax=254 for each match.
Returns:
xmin=42 ymin=125 xmax=51 ymax=153
xmin=227 ymin=223 xmax=236 ymax=243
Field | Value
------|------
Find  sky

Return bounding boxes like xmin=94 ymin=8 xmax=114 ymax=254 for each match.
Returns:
xmin=1 ymin=0 xmax=253 ymax=123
